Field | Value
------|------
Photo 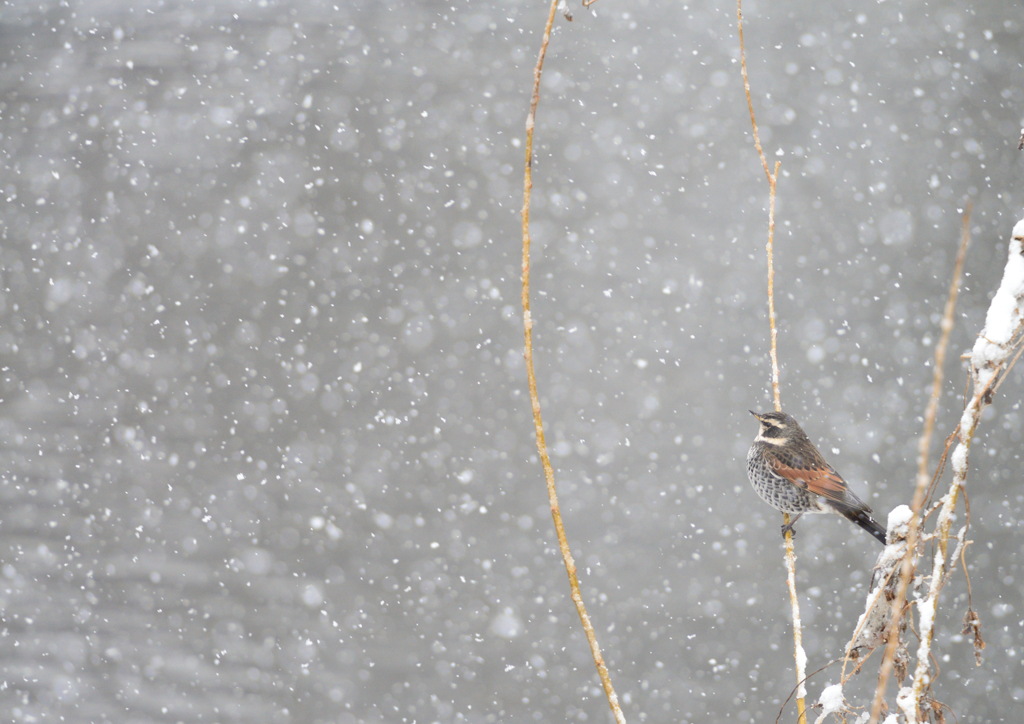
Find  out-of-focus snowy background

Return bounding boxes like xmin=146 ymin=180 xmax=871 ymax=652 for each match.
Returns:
xmin=1 ymin=0 xmax=1022 ymax=721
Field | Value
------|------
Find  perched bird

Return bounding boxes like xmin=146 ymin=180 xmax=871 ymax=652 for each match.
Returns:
xmin=746 ymin=410 xmax=887 ymax=544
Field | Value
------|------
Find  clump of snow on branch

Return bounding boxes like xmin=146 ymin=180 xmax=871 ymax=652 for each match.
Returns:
xmin=886 ymin=505 xmax=913 ymax=533
xmin=897 ymin=685 xmax=916 ymax=722
xmin=813 ymin=683 xmax=846 ymax=723
xmin=850 ymin=710 xmax=898 ymax=724
xmin=969 ymin=217 xmax=1024 ymax=380
xmin=794 ymin=642 xmax=808 ymax=700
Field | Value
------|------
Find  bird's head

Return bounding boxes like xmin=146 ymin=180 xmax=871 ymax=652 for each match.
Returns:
xmin=749 ymin=410 xmax=805 ymax=442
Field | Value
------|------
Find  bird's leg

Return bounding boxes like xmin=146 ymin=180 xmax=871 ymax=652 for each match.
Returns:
xmin=781 ymin=513 xmax=803 ymax=538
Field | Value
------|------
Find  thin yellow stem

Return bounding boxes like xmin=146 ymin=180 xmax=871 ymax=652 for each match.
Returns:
xmin=767 ymin=159 xmax=781 ymax=412
xmin=737 ymin=1 xmax=770 ymax=183
xmin=867 ymin=205 xmax=970 ymax=724
xmin=738 ymin=2 xmax=802 ymax=721
xmin=782 ymin=515 xmax=806 ymax=724
xmin=521 ymin=4 xmax=626 ymax=724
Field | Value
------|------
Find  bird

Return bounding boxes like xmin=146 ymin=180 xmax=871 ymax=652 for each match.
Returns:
xmin=746 ymin=410 xmax=887 ymax=544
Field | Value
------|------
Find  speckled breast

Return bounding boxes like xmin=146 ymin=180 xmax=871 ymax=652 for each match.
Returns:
xmin=746 ymin=443 xmax=823 ymax=514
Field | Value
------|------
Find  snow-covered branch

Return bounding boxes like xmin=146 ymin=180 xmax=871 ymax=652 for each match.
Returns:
xmin=830 ymin=218 xmax=1024 ymax=724
xmin=901 ymin=218 xmax=1024 ymax=722
xmin=848 ymin=506 xmax=912 ymax=661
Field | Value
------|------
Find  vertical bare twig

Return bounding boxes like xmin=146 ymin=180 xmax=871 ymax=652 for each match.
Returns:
xmin=737 ymin=2 xmax=804 ymax=722
xmin=520 ymin=4 xmax=626 ymax=724
xmin=866 ymin=204 xmax=972 ymax=723
xmin=737 ymin=2 xmax=773 ymax=188
xmin=781 ymin=514 xmax=807 ymax=721
xmin=765 ymin=160 xmax=782 ymax=412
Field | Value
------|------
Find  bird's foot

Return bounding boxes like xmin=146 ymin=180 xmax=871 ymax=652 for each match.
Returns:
xmin=780 ymin=513 xmax=803 ymax=540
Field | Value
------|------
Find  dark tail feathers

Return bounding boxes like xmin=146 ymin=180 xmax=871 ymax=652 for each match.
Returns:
xmin=844 ymin=508 xmax=887 ymax=545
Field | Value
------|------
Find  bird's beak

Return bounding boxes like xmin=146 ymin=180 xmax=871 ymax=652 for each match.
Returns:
xmin=749 ymin=410 xmax=762 ymax=420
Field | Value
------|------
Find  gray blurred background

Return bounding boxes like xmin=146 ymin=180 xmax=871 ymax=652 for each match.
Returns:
xmin=1 ymin=0 xmax=1023 ymax=722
